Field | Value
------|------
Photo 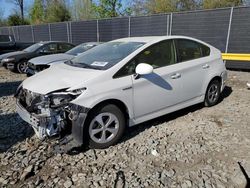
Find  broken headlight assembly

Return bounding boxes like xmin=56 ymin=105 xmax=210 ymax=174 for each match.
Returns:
xmin=16 ymin=87 xmax=87 ymax=139
xmin=47 ymin=87 xmax=86 ymax=108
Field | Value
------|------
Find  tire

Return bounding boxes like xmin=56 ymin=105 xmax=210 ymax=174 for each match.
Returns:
xmin=16 ymin=60 xmax=28 ymax=73
xmin=204 ymin=79 xmax=221 ymax=107
xmin=85 ymin=104 xmax=126 ymax=149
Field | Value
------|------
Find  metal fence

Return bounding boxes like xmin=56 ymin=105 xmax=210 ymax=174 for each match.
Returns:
xmin=1 ymin=6 xmax=250 ymax=68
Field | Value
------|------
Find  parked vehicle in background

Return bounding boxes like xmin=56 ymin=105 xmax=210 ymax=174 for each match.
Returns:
xmin=15 ymin=36 xmax=227 ymax=149
xmin=26 ymin=42 xmax=102 ymax=76
xmin=0 ymin=41 xmax=75 ymax=73
xmin=0 ymin=35 xmax=34 ymax=55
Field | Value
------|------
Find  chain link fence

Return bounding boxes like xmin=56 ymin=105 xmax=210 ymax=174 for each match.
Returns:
xmin=0 ymin=6 xmax=250 ymax=68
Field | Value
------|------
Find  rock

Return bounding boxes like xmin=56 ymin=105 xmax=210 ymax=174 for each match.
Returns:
xmin=151 ymin=149 xmax=160 ymax=157
xmin=64 ymin=180 xmax=73 ymax=188
xmin=20 ymin=165 xmax=34 ymax=181
xmin=165 ymin=169 xmax=176 ymax=178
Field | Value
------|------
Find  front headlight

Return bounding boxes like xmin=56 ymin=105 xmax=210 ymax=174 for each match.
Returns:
xmin=2 ymin=58 xmax=15 ymax=63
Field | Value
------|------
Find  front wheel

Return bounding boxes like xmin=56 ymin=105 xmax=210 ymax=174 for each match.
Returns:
xmin=17 ymin=60 xmax=28 ymax=73
xmin=86 ymin=104 xmax=126 ymax=149
xmin=204 ymin=79 xmax=221 ymax=107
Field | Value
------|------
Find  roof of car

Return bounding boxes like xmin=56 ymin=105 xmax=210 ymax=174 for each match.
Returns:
xmin=80 ymin=42 xmax=103 ymax=46
xmin=113 ymin=35 xmax=196 ymax=43
xmin=38 ymin=41 xmax=73 ymax=45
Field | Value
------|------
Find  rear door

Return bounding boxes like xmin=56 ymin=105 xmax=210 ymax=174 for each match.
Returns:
xmin=174 ymin=39 xmax=211 ymax=100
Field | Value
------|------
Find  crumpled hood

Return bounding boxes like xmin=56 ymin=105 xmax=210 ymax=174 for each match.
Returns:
xmin=29 ymin=53 xmax=75 ymax=65
xmin=0 ymin=51 xmax=26 ymax=60
xmin=22 ymin=63 xmax=103 ymax=95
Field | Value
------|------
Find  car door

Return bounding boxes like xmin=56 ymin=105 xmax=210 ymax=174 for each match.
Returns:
xmin=127 ymin=40 xmax=184 ymax=119
xmin=39 ymin=43 xmax=58 ymax=55
xmin=174 ymin=39 xmax=211 ymax=101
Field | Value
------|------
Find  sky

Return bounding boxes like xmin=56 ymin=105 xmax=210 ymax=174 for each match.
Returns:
xmin=0 ymin=0 xmax=34 ymax=18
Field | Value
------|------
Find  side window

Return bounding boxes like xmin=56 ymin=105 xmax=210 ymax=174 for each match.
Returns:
xmin=0 ymin=35 xmax=11 ymax=43
xmin=176 ymin=39 xmax=210 ymax=62
xmin=114 ymin=40 xmax=176 ymax=78
xmin=58 ymin=43 xmax=73 ymax=52
xmin=42 ymin=43 xmax=57 ymax=53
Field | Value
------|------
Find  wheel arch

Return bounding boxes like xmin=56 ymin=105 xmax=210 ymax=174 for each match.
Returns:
xmin=87 ymin=99 xmax=130 ymax=126
xmin=204 ymin=75 xmax=222 ymax=93
xmin=208 ymin=76 xmax=222 ymax=85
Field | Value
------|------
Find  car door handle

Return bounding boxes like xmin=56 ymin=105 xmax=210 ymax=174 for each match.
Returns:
xmin=171 ymin=73 xmax=181 ymax=79
xmin=202 ymin=64 xmax=210 ymax=69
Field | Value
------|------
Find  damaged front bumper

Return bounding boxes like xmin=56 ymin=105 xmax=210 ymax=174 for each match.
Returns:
xmin=15 ymin=87 xmax=90 ymax=148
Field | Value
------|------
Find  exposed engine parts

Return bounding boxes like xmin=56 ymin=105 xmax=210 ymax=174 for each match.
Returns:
xmin=15 ymin=87 xmax=85 ymax=140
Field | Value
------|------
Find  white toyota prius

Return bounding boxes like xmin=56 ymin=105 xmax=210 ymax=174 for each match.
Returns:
xmin=15 ymin=36 xmax=227 ymax=149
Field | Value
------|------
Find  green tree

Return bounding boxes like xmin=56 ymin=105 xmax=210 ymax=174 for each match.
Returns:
xmin=203 ymin=0 xmax=243 ymax=9
xmin=130 ymin=0 xmax=148 ymax=15
xmin=29 ymin=0 xmax=45 ymax=24
xmin=144 ymin=0 xmax=178 ymax=14
xmin=178 ymin=0 xmax=202 ymax=11
xmin=72 ymin=0 xmax=94 ymax=20
xmin=45 ymin=0 xmax=71 ymax=22
xmin=7 ymin=14 xmax=29 ymax=26
xmin=92 ymin=0 xmax=130 ymax=18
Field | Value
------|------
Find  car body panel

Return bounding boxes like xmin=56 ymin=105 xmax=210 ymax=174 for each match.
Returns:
xmin=22 ymin=63 xmax=104 ymax=94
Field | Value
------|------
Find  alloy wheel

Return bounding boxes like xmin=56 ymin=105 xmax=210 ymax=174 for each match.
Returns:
xmin=89 ymin=112 xmax=119 ymax=144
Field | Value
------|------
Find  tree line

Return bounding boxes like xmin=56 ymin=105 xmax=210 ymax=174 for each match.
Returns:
xmin=0 ymin=0 xmax=249 ymax=27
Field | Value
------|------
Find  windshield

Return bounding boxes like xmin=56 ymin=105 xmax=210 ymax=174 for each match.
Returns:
xmin=66 ymin=43 xmax=98 ymax=56
xmin=67 ymin=42 xmax=145 ymax=70
xmin=23 ymin=43 xmax=44 ymax=52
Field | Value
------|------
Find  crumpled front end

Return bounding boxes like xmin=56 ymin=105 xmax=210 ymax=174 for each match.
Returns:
xmin=15 ymin=86 xmax=89 ymax=145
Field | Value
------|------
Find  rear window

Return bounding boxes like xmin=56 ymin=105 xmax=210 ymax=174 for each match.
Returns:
xmin=0 ymin=35 xmax=11 ymax=42
xmin=176 ymin=39 xmax=210 ymax=62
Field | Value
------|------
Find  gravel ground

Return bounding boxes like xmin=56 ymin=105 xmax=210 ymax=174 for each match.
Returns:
xmin=0 ymin=67 xmax=249 ymax=188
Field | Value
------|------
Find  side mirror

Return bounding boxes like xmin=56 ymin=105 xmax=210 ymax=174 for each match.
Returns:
xmin=135 ymin=63 xmax=153 ymax=75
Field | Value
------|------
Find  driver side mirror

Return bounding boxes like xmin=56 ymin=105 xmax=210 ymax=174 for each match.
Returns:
xmin=135 ymin=63 xmax=153 ymax=75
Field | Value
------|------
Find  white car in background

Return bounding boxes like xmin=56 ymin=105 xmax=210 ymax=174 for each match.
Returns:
xmin=26 ymin=42 xmax=101 ymax=76
xmin=15 ymin=36 xmax=227 ymax=149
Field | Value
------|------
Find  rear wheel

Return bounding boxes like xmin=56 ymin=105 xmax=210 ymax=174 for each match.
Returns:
xmin=85 ymin=104 xmax=125 ymax=149
xmin=204 ymin=79 xmax=221 ymax=107
xmin=17 ymin=60 xmax=28 ymax=73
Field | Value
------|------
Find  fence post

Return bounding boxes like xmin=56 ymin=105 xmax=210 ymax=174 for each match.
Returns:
xmin=97 ymin=19 xmax=100 ymax=42
xmin=128 ymin=16 xmax=131 ymax=37
xmin=17 ymin=26 xmax=20 ymax=41
xmin=31 ymin=25 xmax=35 ymax=42
xmin=12 ymin=27 xmax=16 ymax=41
xmin=66 ymin=22 xmax=70 ymax=43
xmin=225 ymin=7 xmax=234 ymax=53
xmin=69 ymin=22 xmax=73 ymax=43
xmin=167 ymin=14 xmax=169 ymax=36
xmin=48 ymin=23 xmax=52 ymax=41
xmin=169 ymin=13 xmax=173 ymax=35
